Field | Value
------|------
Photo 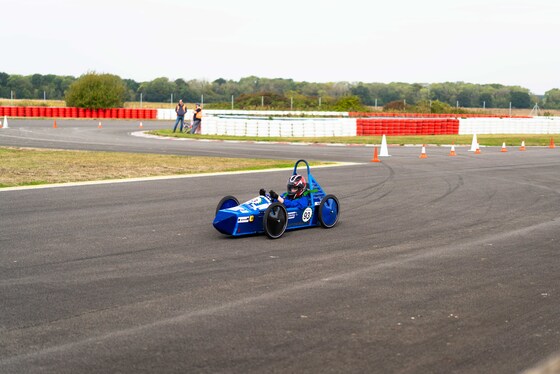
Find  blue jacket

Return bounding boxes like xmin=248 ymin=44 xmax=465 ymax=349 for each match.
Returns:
xmin=280 ymin=193 xmax=309 ymax=209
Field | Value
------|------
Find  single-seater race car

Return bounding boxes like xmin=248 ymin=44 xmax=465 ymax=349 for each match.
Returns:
xmin=213 ymin=159 xmax=340 ymax=239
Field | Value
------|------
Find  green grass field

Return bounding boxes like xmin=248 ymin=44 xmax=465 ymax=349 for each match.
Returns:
xmin=0 ymin=147 xmax=316 ymax=188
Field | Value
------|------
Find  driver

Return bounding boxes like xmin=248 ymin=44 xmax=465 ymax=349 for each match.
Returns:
xmin=259 ymin=174 xmax=310 ymax=209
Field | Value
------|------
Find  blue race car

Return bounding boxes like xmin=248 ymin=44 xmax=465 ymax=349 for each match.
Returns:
xmin=213 ymin=159 xmax=340 ymax=239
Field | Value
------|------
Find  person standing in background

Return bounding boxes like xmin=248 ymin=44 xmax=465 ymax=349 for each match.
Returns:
xmin=173 ymin=99 xmax=187 ymax=132
xmin=191 ymin=103 xmax=202 ymax=134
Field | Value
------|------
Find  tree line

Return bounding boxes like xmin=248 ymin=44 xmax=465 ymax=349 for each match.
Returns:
xmin=2 ymin=71 xmax=560 ymax=109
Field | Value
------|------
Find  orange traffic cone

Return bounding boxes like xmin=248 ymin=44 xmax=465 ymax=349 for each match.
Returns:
xmin=550 ymin=137 xmax=556 ymax=149
xmin=371 ymin=146 xmax=381 ymax=162
xmin=419 ymin=145 xmax=428 ymax=159
xmin=449 ymin=143 xmax=457 ymax=156
xmin=520 ymin=140 xmax=526 ymax=151
xmin=98 ymin=121 xmax=102 ymax=129
xmin=501 ymin=142 xmax=508 ymax=152
xmin=139 ymin=122 xmax=143 ymax=129
xmin=53 ymin=119 xmax=57 ymax=129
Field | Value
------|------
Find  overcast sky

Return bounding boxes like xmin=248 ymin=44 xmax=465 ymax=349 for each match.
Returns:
xmin=2 ymin=0 xmax=559 ymax=94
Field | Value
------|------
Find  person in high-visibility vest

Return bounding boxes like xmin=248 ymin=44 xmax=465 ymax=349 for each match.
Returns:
xmin=173 ymin=99 xmax=187 ymax=132
xmin=190 ymin=103 xmax=202 ymax=134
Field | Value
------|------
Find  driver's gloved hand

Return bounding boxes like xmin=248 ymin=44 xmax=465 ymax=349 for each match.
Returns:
xmin=259 ymin=188 xmax=266 ymax=196
xmin=269 ymin=190 xmax=278 ymax=200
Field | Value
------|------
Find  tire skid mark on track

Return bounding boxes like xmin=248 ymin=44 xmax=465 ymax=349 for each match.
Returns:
xmin=342 ymin=163 xmax=396 ymax=212
xmin=426 ymin=175 xmax=464 ymax=205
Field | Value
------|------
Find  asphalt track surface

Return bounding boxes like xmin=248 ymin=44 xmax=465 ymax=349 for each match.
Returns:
xmin=1 ymin=119 xmax=559 ymax=373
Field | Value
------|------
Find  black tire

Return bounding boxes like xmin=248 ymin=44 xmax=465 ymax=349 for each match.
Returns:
xmin=263 ymin=202 xmax=288 ymax=239
xmin=318 ymin=194 xmax=340 ymax=228
xmin=215 ymin=195 xmax=239 ymax=215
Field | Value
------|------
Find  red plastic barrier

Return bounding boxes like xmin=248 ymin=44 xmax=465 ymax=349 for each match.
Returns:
xmin=357 ymin=118 xmax=460 ymax=136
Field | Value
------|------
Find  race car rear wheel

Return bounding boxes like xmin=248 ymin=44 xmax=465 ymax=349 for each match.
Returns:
xmin=215 ymin=195 xmax=239 ymax=215
xmin=318 ymin=194 xmax=340 ymax=228
xmin=263 ymin=202 xmax=288 ymax=239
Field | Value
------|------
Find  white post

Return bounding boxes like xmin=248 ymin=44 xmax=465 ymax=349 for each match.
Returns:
xmin=375 ymin=98 xmax=377 ymax=109
xmin=290 ymin=97 xmax=293 ymax=111
xmin=201 ymin=94 xmax=204 ymax=106
xmin=140 ymin=93 xmax=143 ymax=108
xmin=319 ymin=96 xmax=321 ymax=108
xmin=456 ymin=100 xmax=459 ymax=109
xmin=43 ymin=91 xmax=46 ymax=101
xmin=261 ymin=96 xmax=264 ymax=107
xmin=231 ymin=95 xmax=234 ymax=110
xmin=483 ymin=101 xmax=485 ymax=109
xmin=509 ymin=102 xmax=512 ymax=117
xmin=171 ymin=93 xmax=173 ymax=104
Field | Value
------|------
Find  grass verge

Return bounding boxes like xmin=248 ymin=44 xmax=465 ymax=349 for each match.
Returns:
xmin=0 ymin=147 xmax=318 ymax=188
xmin=148 ymin=130 xmax=556 ymax=147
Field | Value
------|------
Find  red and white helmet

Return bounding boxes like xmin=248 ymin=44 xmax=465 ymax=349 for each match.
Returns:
xmin=287 ymin=174 xmax=306 ymax=198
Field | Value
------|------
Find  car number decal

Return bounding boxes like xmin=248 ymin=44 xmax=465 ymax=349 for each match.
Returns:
xmin=302 ymin=207 xmax=313 ymax=222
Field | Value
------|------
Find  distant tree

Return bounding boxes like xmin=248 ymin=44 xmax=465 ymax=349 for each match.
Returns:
xmin=456 ymin=83 xmax=480 ymax=108
xmin=333 ymin=95 xmax=365 ymax=111
xmin=543 ymin=89 xmax=560 ymax=109
xmin=479 ymin=91 xmax=494 ymax=108
xmin=0 ymin=72 xmax=10 ymax=97
xmin=123 ymin=79 xmax=140 ymax=101
xmin=7 ymin=75 xmax=34 ymax=99
xmin=65 ymin=72 xmax=127 ymax=109
xmin=429 ymin=100 xmax=454 ymax=113
xmin=350 ymin=84 xmax=373 ymax=105
xmin=493 ymin=87 xmax=512 ymax=108
xmin=236 ymin=92 xmax=290 ymax=108
xmin=510 ymin=89 xmax=531 ymax=108
xmin=138 ymin=77 xmax=176 ymax=103
xmin=0 ymin=72 xmax=8 ymax=86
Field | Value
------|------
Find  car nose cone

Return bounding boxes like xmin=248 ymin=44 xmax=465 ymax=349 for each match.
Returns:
xmin=213 ymin=210 xmax=238 ymax=235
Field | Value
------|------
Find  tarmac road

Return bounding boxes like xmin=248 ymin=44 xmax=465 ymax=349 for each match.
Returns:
xmin=1 ymin=119 xmax=559 ymax=373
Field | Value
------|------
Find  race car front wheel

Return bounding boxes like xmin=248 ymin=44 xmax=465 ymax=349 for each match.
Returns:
xmin=215 ymin=195 xmax=239 ymax=215
xmin=318 ymin=194 xmax=340 ymax=228
xmin=263 ymin=202 xmax=288 ymax=239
